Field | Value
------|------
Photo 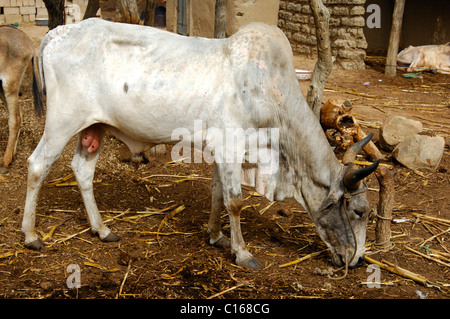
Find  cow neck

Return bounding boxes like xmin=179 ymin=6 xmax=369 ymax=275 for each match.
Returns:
xmin=279 ymin=96 xmax=343 ymax=215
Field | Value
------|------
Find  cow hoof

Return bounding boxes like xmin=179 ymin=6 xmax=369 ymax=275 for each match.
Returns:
xmin=0 ymin=167 xmax=9 ymax=174
xmin=237 ymin=256 xmax=263 ymax=270
xmin=101 ymin=231 xmax=120 ymax=242
xmin=212 ymin=236 xmax=231 ymax=249
xmin=25 ymin=238 xmax=45 ymax=251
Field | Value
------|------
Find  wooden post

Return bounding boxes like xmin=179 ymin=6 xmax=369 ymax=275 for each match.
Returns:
xmin=307 ymin=0 xmax=333 ymax=119
xmin=385 ymin=0 xmax=406 ymax=76
xmin=116 ymin=0 xmax=140 ymax=24
xmin=374 ymin=166 xmax=395 ymax=249
xmin=214 ymin=0 xmax=227 ymax=39
xmin=83 ymin=0 xmax=100 ymax=20
xmin=143 ymin=0 xmax=156 ymax=26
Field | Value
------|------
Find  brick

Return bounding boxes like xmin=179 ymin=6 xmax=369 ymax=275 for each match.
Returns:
xmin=279 ymin=11 xmax=293 ymax=21
xmin=334 ymin=39 xmax=356 ymax=48
xmin=356 ymin=38 xmax=368 ymax=49
xmin=292 ymin=13 xmax=309 ymax=23
xmin=20 ymin=6 xmax=36 ymax=15
xmin=285 ymin=21 xmax=300 ymax=31
xmin=338 ymin=48 xmax=365 ymax=60
xmin=36 ymin=7 xmax=48 ymax=17
xmin=301 ymin=5 xmax=311 ymax=14
xmin=22 ymin=0 xmax=35 ymax=5
xmin=329 ymin=17 xmax=341 ymax=27
xmin=4 ymin=7 xmax=20 ymax=15
xmin=293 ymin=32 xmax=308 ymax=44
xmin=28 ymin=13 xmax=35 ymax=21
xmin=350 ymin=5 xmax=365 ymax=15
xmin=286 ymin=2 xmax=301 ymax=12
xmin=341 ymin=16 xmax=365 ymax=27
xmin=331 ymin=6 xmax=349 ymax=15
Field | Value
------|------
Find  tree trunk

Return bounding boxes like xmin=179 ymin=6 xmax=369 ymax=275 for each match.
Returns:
xmin=143 ymin=0 xmax=156 ymax=26
xmin=43 ymin=0 xmax=65 ymax=30
xmin=306 ymin=0 xmax=333 ymax=119
xmin=83 ymin=0 xmax=100 ymax=20
xmin=385 ymin=0 xmax=406 ymax=76
xmin=116 ymin=0 xmax=140 ymax=24
xmin=214 ymin=0 xmax=227 ymax=39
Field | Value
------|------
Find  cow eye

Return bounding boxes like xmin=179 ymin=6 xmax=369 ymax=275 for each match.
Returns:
xmin=354 ymin=210 xmax=364 ymax=218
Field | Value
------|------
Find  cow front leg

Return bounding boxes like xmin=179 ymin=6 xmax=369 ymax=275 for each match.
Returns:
xmin=71 ymin=127 xmax=119 ymax=242
xmin=220 ymin=163 xmax=263 ymax=270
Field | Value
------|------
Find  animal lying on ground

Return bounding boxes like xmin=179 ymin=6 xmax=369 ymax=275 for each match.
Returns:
xmin=22 ymin=18 xmax=378 ymax=270
xmin=0 ymin=26 xmax=43 ymax=174
xmin=397 ymin=43 xmax=450 ymax=74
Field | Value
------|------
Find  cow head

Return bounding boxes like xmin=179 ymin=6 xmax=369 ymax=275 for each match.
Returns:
xmin=314 ymin=134 xmax=379 ymax=268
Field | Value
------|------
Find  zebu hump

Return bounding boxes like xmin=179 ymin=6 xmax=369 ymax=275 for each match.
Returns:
xmin=228 ymin=22 xmax=294 ymax=72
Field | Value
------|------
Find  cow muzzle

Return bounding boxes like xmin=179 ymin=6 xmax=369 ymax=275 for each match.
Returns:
xmin=332 ymin=248 xmax=365 ymax=269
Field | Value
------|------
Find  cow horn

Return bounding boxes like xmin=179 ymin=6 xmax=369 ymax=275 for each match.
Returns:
xmin=344 ymin=160 xmax=380 ymax=190
xmin=342 ymin=133 xmax=374 ymax=165
xmin=343 ymin=133 xmax=380 ymax=190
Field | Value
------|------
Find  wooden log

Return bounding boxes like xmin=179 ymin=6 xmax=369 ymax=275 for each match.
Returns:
xmin=385 ymin=0 xmax=406 ymax=76
xmin=320 ymin=98 xmax=384 ymax=161
xmin=374 ymin=165 xmax=395 ymax=249
xmin=355 ymin=123 xmax=384 ymax=161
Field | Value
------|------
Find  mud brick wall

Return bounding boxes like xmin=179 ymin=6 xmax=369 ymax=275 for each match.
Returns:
xmin=278 ymin=0 xmax=368 ymax=70
xmin=0 ymin=0 xmax=89 ymax=24
xmin=0 ymin=0 xmax=48 ymax=24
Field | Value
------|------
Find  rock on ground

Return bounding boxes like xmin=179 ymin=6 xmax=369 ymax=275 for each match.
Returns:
xmin=380 ymin=115 xmax=423 ymax=151
xmin=393 ymin=134 xmax=445 ymax=171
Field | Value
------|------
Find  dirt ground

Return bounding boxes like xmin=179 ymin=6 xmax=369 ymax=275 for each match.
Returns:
xmin=0 ymin=24 xmax=449 ymax=300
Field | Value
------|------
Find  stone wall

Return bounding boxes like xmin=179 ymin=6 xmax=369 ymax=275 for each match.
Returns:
xmin=278 ymin=0 xmax=368 ymax=70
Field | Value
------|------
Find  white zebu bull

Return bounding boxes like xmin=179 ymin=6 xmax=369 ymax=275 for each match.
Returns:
xmin=22 ymin=18 xmax=378 ymax=270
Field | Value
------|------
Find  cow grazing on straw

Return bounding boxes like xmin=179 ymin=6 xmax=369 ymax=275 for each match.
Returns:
xmin=22 ymin=19 xmax=378 ymax=270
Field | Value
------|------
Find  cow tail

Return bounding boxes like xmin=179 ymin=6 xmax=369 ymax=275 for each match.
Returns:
xmin=32 ymin=56 xmax=45 ymax=117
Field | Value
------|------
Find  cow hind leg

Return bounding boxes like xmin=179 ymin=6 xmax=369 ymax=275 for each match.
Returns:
xmin=72 ymin=127 xmax=120 ymax=242
xmin=22 ymin=133 xmax=72 ymax=250
xmin=0 ymin=86 xmax=21 ymax=174
xmin=207 ymin=164 xmax=230 ymax=248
